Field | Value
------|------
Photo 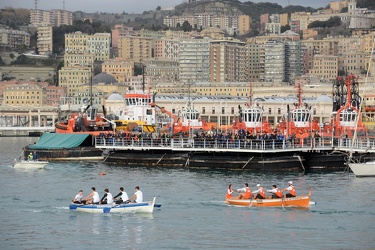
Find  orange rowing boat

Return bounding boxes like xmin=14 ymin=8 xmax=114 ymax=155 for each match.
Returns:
xmin=226 ymin=188 xmax=312 ymax=207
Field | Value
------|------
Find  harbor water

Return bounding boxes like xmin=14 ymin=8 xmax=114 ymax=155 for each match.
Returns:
xmin=0 ymin=137 xmax=374 ymax=249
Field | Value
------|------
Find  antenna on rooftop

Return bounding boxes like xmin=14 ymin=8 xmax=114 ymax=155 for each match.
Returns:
xmin=34 ymin=0 xmax=39 ymax=9
xmin=63 ymin=0 xmax=65 ymax=10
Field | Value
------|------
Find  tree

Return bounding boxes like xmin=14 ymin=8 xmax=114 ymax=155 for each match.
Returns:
xmin=181 ymin=21 xmax=192 ymax=32
xmin=156 ymin=6 xmax=161 ymax=11
xmin=281 ymin=24 xmax=290 ymax=33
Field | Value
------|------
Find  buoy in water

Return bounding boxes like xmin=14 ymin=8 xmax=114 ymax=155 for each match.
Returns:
xmin=100 ymin=171 xmax=106 ymax=176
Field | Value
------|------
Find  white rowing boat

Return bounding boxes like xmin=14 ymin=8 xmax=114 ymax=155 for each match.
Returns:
xmin=69 ymin=197 xmax=156 ymax=213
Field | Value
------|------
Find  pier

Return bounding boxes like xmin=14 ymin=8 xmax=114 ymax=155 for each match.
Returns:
xmin=0 ymin=126 xmax=55 ymax=136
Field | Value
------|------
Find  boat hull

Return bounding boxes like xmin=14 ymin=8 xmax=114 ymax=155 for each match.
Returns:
xmin=226 ymin=189 xmax=312 ymax=207
xmin=349 ymin=162 xmax=375 ymax=177
xmin=13 ymin=160 xmax=48 ymax=169
xmin=70 ymin=197 xmax=156 ymax=213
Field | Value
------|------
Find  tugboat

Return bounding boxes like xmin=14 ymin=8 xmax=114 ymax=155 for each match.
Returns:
xmin=232 ymin=101 xmax=273 ymax=134
xmin=151 ymin=98 xmax=216 ymax=135
xmin=55 ymin=102 xmax=113 ymax=136
xmin=324 ymin=74 xmax=367 ymax=138
xmin=276 ymin=82 xmax=319 ymax=140
xmin=114 ymin=89 xmax=157 ymax=133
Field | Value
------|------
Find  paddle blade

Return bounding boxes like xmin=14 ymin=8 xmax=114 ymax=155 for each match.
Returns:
xmin=103 ymin=207 xmax=111 ymax=213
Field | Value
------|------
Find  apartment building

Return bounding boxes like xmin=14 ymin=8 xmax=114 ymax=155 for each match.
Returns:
xmin=111 ymin=24 xmax=137 ymax=50
xmin=309 ymin=55 xmax=338 ymax=81
xmin=164 ymin=14 xmax=251 ymax=35
xmin=54 ymin=9 xmax=73 ymax=26
xmin=247 ymin=42 xmax=261 ymax=82
xmin=143 ymin=58 xmax=179 ymax=84
xmin=46 ymin=85 xmax=67 ymax=106
xmin=30 ymin=9 xmax=54 ymax=25
xmin=237 ymin=15 xmax=252 ymax=35
xmin=37 ymin=24 xmax=53 ymax=55
xmin=363 ymin=32 xmax=375 ymax=53
xmin=290 ymin=20 xmax=301 ymax=33
xmin=118 ymin=36 xmax=153 ymax=62
xmin=290 ymin=12 xmax=311 ymax=31
xmin=342 ymin=52 xmax=367 ymax=75
xmin=209 ymin=39 xmax=248 ymax=83
xmin=302 ymin=38 xmax=339 ymax=72
xmin=65 ymin=32 xmax=88 ymax=54
xmin=63 ymin=53 xmax=95 ymax=68
xmin=0 ymin=28 xmax=30 ymax=47
xmin=101 ymin=58 xmax=134 ymax=83
xmin=3 ymin=83 xmax=47 ymax=106
xmin=265 ymin=23 xmax=281 ymax=35
xmin=285 ymin=41 xmax=303 ymax=83
xmin=30 ymin=9 xmax=72 ymax=26
xmin=58 ymin=66 xmax=92 ymax=97
xmin=260 ymin=13 xmax=269 ymax=33
xmin=154 ymin=38 xmax=180 ymax=61
xmin=263 ymin=40 xmax=285 ymax=83
xmin=87 ymin=33 xmax=111 ymax=61
xmin=179 ymin=38 xmax=211 ymax=83
xmin=65 ymin=32 xmax=110 ymax=61
xmin=270 ymin=13 xmax=288 ymax=26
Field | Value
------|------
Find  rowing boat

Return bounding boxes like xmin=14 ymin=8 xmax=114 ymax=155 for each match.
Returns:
xmin=69 ymin=197 xmax=156 ymax=213
xmin=226 ymin=188 xmax=312 ymax=207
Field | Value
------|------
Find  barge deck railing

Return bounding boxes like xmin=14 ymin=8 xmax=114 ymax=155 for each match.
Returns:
xmin=95 ymin=136 xmax=375 ymax=153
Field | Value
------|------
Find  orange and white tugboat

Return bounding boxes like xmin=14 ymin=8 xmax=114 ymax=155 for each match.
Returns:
xmin=276 ymin=82 xmax=319 ymax=140
xmin=323 ymin=74 xmax=367 ymax=138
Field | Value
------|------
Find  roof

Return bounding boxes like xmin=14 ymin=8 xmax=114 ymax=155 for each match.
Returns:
xmin=316 ymin=94 xmax=332 ymax=102
xmin=92 ymin=72 xmax=117 ymax=85
xmin=107 ymin=93 xmax=124 ymax=101
xmin=29 ymin=134 xmax=90 ymax=149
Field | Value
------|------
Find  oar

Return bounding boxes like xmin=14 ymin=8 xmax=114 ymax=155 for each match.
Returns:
xmin=281 ymin=192 xmax=285 ymax=209
xmin=249 ymin=196 xmax=253 ymax=207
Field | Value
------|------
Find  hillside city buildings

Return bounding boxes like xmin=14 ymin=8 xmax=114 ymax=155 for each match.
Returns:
xmin=1 ymin=0 xmax=375 ymax=128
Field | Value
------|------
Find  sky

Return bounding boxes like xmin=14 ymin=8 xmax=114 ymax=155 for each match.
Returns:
xmin=0 ymin=0 xmax=333 ymax=14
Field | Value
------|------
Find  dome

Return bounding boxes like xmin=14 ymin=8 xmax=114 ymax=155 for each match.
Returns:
xmin=92 ymin=72 xmax=117 ymax=85
xmin=107 ymin=93 xmax=124 ymax=101
xmin=316 ymin=94 xmax=332 ymax=103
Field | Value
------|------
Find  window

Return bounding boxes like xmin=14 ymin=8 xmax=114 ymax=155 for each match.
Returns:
xmin=212 ymin=107 xmax=215 ymax=115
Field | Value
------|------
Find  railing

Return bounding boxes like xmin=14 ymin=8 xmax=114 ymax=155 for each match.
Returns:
xmin=94 ymin=136 xmax=375 ymax=152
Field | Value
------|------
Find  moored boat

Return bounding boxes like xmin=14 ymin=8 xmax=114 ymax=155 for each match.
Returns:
xmin=13 ymin=160 xmax=48 ymax=169
xmin=276 ymin=82 xmax=319 ymax=140
xmin=226 ymin=188 xmax=312 ymax=207
xmin=114 ymin=89 xmax=157 ymax=133
xmin=349 ymin=161 xmax=375 ymax=177
xmin=69 ymin=197 xmax=156 ymax=213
